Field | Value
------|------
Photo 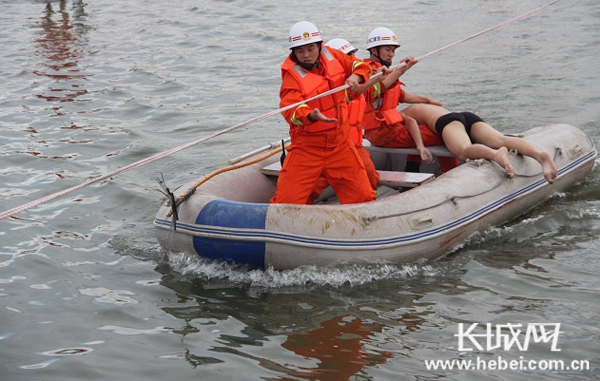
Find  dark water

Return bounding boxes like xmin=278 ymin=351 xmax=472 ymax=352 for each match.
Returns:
xmin=1 ymin=0 xmax=599 ymax=380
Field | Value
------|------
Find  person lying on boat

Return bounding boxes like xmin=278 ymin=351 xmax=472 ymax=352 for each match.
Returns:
xmin=307 ymin=38 xmax=380 ymax=204
xmin=362 ymin=27 xmax=459 ymax=174
xmin=270 ymin=22 xmax=389 ymax=205
xmin=400 ymin=104 xmax=559 ymax=183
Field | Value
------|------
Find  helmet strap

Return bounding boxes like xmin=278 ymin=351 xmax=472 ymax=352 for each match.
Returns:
xmin=372 ymin=47 xmax=392 ymax=68
xmin=294 ymin=43 xmax=322 ymax=71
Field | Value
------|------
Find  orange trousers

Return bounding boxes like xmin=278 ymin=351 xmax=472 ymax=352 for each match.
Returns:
xmin=271 ymin=129 xmax=375 ymax=205
xmin=308 ymin=146 xmax=379 ymax=204
xmin=364 ymin=123 xmax=459 ymax=172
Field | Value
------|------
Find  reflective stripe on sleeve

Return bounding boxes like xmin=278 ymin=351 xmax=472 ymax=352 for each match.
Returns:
xmin=352 ymin=61 xmax=366 ymax=71
xmin=291 ymin=104 xmax=309 ymax=126
xmin=372 ymin=82 xmax=381 ymax=99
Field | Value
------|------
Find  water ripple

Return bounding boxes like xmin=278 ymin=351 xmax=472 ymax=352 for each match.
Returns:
xmin=97 ymin=325 xmax=170 ymax=336
xmin=79 ymin=287 xmax=139 ymax=305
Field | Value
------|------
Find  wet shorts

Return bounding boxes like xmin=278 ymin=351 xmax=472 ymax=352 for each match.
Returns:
xmin=435 ymin=111 xmax=484 ymax=140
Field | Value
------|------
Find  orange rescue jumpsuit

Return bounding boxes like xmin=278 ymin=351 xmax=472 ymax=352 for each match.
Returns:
xmin=270 ymin=47 xmax=375 ymax=205
xmin=363 ymin=59 xmax=459 ymax=172
xmin=308 ymin=93 xmax=379 ymax=203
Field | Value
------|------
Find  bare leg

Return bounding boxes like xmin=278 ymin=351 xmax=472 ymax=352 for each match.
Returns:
xmin=469 ymin=122 xmax=558 ymax=183
xmin=401 ymin=105 xmax=548 ymax=179
xmin=442 ymin=121 xmax=515 ymax=177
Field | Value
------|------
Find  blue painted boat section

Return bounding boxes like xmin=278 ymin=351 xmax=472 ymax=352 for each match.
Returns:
xmin=193 ymin=199 xmax=268 ymax=268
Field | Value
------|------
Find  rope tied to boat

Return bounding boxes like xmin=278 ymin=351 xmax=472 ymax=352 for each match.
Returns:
xmin=155 ymin=173 xmax=179 ymax=229
xmin=0 ymin=0 xmax=562 ymax=221
xmin=165 ymin=143 xmax=288 ymax=217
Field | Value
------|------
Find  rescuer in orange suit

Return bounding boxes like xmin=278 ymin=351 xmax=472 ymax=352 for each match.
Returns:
xmin=271 ymin=22 xmax=387 ymax=205
xmin=307 ymin=38 xmax=379 ymax=204
xmin=362 ymin=27 xmax=459 ymax=173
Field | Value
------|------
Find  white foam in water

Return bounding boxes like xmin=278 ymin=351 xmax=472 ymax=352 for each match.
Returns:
xmin=167 ymin=252 xmax=439 ymax=288
xmin=566 ymin=201 xmax=600 ymax=219
xmin=467 ymin=210 xmax=550 ymax=246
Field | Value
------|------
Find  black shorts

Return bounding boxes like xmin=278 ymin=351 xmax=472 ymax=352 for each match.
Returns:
xmin=435 ymin=111 xmax=484 ymax=140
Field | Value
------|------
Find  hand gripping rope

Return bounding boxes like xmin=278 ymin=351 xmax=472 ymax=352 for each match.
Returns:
xmin=0 ymin=0 xmax=561 ymax=221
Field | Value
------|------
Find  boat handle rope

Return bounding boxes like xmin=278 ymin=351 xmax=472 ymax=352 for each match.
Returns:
xmin=0 ymin=0 xmax=561 ymax=221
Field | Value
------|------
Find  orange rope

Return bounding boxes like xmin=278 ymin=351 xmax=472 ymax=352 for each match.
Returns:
xmin=194 ymin=146 xmax=283 ymax=189
xmin=167 ymin=145 xmax=286 ymax=216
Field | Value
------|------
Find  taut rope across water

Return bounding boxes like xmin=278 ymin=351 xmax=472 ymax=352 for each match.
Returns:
xmin=0 ymin=0 xmax=561 ymax=221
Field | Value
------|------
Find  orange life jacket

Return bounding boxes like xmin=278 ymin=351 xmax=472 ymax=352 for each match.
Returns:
xmin=281 ymin=46 xmax=348 ymax=133
xmin=362 ymin=60 xmax=403 ymax=130
xmin=347 ymin=95 xmax=366 ymax=145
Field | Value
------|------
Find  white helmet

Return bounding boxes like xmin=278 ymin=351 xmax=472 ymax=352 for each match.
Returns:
xmin=289 ymin=21 xmax=323 ymax=49
xmin=366 ymin=27 xmax=400 ymax=50
xmin=325 ymin=38 xmax=357 ymax=55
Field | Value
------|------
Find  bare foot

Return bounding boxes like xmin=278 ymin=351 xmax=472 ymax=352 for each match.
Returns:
xmin=539 ymin=152 xmax=558 ymax=183
xmin=493 ymin=147 xmax=515 ymax=178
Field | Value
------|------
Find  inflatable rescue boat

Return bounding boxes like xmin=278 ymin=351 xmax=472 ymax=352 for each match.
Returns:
xmin=155 ymin=124 xmax=596 ymax=270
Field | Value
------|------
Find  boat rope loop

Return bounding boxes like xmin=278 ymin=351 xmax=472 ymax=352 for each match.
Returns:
xmin=0 ymin=0 xmax=561 ymax=221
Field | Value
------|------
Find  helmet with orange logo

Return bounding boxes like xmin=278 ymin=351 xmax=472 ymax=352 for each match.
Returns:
xmin=366 ymin=27 xmax=400 ymax=50
xmin=289 ymin=21 xmax=323 ymax=49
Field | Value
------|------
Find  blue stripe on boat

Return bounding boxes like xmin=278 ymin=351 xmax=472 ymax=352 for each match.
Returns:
xmin=193 ymin=200 xmax=268 ymax=268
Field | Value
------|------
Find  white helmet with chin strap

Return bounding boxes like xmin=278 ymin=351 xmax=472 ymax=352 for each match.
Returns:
xmin=289 ymin=21 xmax=323 ymax=49
xmin=366 ymin=27 xmax=400 ymax=50
xmin=325 ymin=38 xmax=357 ymax=55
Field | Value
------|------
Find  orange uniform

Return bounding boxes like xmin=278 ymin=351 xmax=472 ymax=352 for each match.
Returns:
xmin=362 ymin=59 xmax=459 ymax=172
xmin=271 ymin=47 xmax=375 ymax=205
xmin=348 ymin=94 xmax=379 ymax=189
xmin=308 ymin=93 xmax=380 ymax=203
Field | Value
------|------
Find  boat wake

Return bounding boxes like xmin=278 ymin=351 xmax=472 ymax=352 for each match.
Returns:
xmin=167 ymin=252 xmax=440 ymax=288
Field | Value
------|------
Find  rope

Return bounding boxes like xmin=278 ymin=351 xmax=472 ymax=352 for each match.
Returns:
xmin=0 ymin=0 xmax=561 ymax=221
xmin=166 ymin=144 xmax=286 ymax=217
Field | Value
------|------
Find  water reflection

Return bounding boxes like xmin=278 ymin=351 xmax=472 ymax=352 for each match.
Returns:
xmin=32 ymin=0 xmax=88 ymax=106
xmin=279 ymin=315 xmax=392 ymax=380
xmin=155 ymin=232 xmax=594 ymax=378
xmin=156 ymin=263 xmax=439 ymax=379
xmin=153 ymin=220 xmax=600 ymax=379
